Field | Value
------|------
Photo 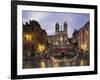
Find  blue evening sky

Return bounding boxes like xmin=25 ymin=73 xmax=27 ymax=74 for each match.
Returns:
xmin=22 ymin=11 xmax=89 ymax=38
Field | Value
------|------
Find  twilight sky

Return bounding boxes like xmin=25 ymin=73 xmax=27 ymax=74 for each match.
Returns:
xmin=22 ymin=11 xmax=89 ymax=38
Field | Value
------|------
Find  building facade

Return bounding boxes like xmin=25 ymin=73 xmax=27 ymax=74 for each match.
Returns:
xmin=47 ymin=22 xmax=69 ymax=49
xmin=78 ymin=21 xmax=89 ymax=53
xmin=71 ymin=21 xmax=89 ymax=53
xmin=23 ymin=20 xmax=47 ymax=58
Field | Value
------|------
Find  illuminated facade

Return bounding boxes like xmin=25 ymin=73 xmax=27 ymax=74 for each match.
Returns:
xmin=23 ymin=20 xmax=47 ymax=58
xmin=47 ymin=22 xmax=69 ymax=48
xmin=78 ymin=21 xmax=89 ymax=52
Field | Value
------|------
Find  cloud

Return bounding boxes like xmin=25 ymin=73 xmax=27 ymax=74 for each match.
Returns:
xmin=22 ymin=11 xmax=89 ymax=38
xmin=22 ymin=11 xmax=51 ymax=24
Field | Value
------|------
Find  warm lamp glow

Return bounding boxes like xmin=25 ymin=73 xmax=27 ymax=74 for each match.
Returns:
xmin=80 ymin=60 xmax=84 ymax=66
xmin=40 ymin=62 xmax=45 ymax=68
xmin=81 ymin=43 xmax=87 ymax=51
xmin=38 ymin=44 xmax=45 ymax=53
xmin=60 ymin=36 xmax=63 ymax=42
xmin=24 ymin=34 xmax=32 ymax=42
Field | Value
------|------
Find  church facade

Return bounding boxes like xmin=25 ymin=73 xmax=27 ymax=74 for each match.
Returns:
xmin=47 ymin=22 xmax=69 ymax=49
